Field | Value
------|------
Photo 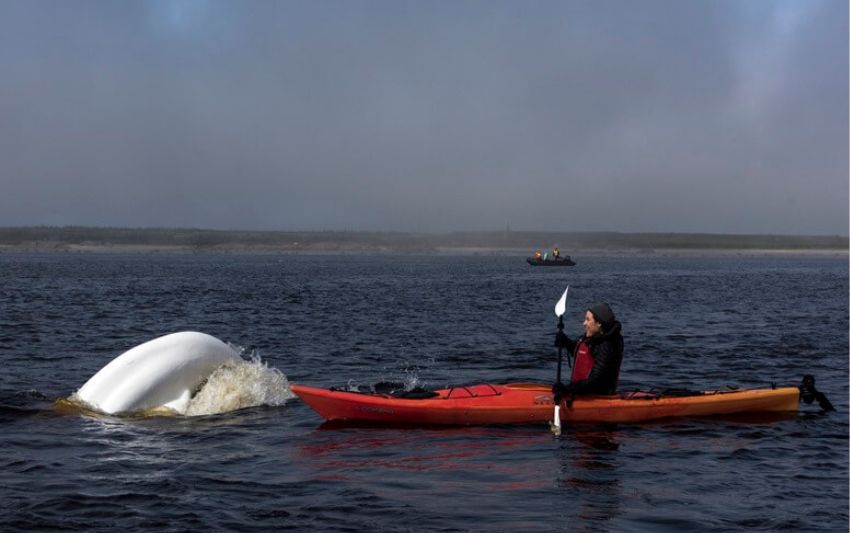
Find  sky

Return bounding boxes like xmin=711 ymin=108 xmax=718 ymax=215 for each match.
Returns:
xmin=0 ymin=0 xmax=847 ymax=235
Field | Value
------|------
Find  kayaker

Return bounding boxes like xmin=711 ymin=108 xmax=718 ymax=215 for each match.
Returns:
xmin=553 ymin=302 xmax=624 ymax=396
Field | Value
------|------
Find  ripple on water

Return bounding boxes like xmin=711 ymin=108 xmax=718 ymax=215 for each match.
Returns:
xmin=0 ymin=253 xmax=846 ymax=531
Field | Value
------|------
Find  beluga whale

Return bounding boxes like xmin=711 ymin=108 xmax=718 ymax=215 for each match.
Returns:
xmin=74 ymin=331 xmax=243 ymax=415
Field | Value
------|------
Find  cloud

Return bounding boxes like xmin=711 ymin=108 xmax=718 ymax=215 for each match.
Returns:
xmin=0 ymin=0 xmax=846 ymax=234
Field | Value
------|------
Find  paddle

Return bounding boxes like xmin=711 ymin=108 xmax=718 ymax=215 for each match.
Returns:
xmin=800 ymin=375 xmax=835 ymax=412
xmin=550 ymin=286 xmax=569 ymax=436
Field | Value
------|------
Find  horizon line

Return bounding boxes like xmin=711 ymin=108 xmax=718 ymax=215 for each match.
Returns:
xmin=1 ymin=224 xmax=847 ymax=239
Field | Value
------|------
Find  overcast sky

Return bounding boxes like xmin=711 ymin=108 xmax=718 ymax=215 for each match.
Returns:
xmin=0 ymin=0 xmax=846 ymax=235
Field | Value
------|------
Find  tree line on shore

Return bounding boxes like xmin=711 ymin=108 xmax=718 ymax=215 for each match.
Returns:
xmin=0 ymin=226 xmax=846 ymax=252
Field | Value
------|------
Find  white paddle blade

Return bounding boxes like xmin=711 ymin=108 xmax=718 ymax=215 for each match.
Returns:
xmin=554 ymin=286 xmax=569 ymax=317
xmin=550 ymin=405 xmax=562 ymax=436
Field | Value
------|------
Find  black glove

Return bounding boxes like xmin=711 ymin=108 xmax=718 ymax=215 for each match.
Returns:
xmin=554 ymin=331 xmax=571 ymax=349
xmin=552 ymin=382 xmax=572 ymax=396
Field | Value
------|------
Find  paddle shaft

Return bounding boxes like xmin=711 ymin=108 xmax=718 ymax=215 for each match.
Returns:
xmin=551 ymin=286 xmax=569 ymax=435
xmin=552 ymin=315 xmax=565 ymax=433
xmin=555 ymin=315 xmax=566 ymax=389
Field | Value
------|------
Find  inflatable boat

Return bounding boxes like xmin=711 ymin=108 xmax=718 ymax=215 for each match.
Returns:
xmin=527 ymin=256 xmax=576 ymax=266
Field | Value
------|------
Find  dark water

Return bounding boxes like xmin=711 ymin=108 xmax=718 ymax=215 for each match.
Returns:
xmin=1 ymin=252 xmax=847 ymax=532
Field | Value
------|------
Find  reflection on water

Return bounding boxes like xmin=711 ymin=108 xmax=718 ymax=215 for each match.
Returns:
xmin=296 ymin=425 xmax=561 ymax=528
xmin=558 ymin=428 xmax=624 ymax=528
xmin=298 ymin=426 xmax=551 ymax=479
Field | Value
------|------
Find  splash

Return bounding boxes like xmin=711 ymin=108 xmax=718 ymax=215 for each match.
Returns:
xmin=184 ymin=353 xmax=294 ymax=416
xmin=340 ymin=366 xmax=429 ymax=396
xmin=402 ymin=366 xmax=423 ymax=391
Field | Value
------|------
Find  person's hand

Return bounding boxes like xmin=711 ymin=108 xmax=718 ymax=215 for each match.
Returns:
xmin=552 ymin=382 xmax=571 ymax=396
xmin=554 ymin=331 xmax=570 ymax=349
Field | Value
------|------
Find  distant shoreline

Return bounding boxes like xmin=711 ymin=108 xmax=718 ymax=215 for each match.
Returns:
xmin=0 ymin=226 xmax=846 ymax=258
xmin=1 ymin=246 xmax=845 ymax=258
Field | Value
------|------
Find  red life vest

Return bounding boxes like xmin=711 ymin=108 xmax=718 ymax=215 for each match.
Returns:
xmin=571 ymin=341 xmax=594 ymax=382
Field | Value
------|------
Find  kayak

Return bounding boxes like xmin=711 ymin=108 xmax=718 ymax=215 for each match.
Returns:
xmin=290 ymin=382 xmax=802 ymax=426
xmin=527 ymin=256 xmax=575 ymax=266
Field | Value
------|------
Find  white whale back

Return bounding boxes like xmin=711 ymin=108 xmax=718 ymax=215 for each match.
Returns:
xmin=76 ymin=331 xmax=241 ymax=415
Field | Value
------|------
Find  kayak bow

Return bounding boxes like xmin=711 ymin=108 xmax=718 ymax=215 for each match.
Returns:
xmin=291 ymin=382 xmax=802 ymax=426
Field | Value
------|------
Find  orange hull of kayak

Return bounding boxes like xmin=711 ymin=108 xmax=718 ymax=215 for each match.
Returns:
xmin=290 ymin=383 xmax=801 ymax=426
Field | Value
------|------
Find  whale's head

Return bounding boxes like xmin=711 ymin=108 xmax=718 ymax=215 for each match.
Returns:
xmin=74 ymin=331 xmax=242 ymax=415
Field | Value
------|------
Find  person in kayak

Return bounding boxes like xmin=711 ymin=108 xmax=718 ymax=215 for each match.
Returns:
xmin=553 ymin=302 xmax=624 ymax=396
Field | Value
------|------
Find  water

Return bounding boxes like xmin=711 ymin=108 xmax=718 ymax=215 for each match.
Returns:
xmin=1 ymin=252 xmax=847 ymax=531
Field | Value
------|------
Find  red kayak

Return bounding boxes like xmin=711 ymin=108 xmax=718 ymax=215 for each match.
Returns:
xmin=291 ymin=382 xmax=803 ymax=426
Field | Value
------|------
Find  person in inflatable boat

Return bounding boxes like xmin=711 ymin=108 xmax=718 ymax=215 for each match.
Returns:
xmin=553 ymin=302 xmax=624 ymax=396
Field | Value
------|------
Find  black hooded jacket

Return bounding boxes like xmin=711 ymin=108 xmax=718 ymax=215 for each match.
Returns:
xmin=556 ymin=321 xmax=624 ymax=395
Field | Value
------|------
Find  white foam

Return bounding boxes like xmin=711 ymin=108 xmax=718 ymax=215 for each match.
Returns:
xmin=184 ymin=353 xmax=294 ymax=416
